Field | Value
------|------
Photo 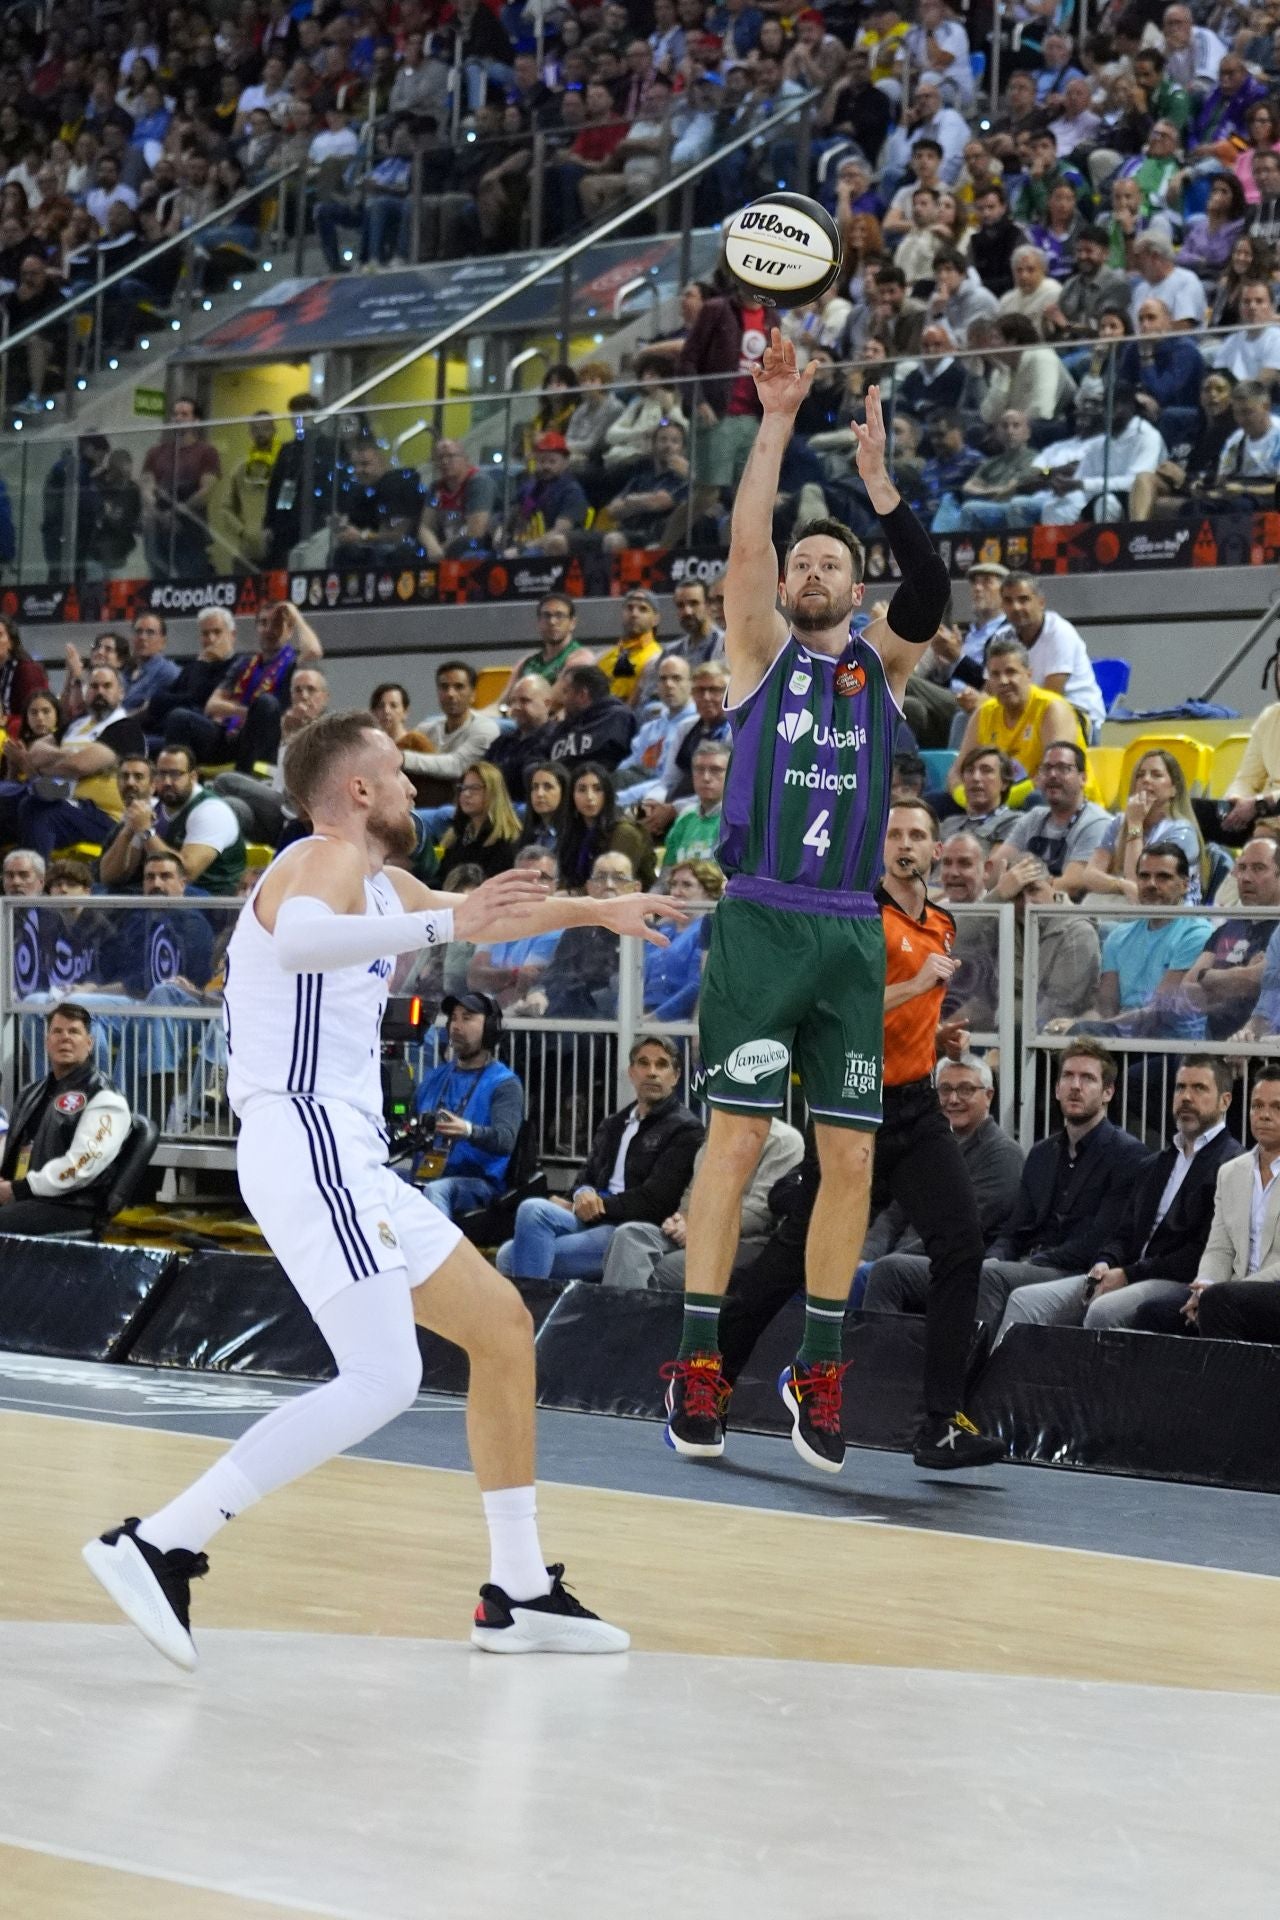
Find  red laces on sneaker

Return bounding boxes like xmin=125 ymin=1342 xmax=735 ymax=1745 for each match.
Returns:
xmin=792 ymin=1361 xmax=850 ymax=1433
xmin=660 ymin=1357 xmax=728 ymax=1420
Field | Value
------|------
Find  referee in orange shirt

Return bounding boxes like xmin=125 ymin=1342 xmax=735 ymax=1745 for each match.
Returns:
xmin=718 ymin=798 xmax=1005 ymax=1469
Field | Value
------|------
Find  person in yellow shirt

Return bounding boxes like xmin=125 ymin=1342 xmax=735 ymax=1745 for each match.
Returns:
xmin=951 ymin=634 xmax=1097 ymax=808
xmin=856 ymin=1 xmax=910 ymax=87
xmin=597 ymin=591 xmax=665 ymax=707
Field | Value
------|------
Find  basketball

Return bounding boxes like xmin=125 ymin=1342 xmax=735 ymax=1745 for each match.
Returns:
xmin=722 ymin=191 xmax=843 ymax=309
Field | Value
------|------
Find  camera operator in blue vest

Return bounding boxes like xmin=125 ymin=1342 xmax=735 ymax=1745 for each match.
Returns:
xmin=411 ymin=992 xmax=523 ymax=1220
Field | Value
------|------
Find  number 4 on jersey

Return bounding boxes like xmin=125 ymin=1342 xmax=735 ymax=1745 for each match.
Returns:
xmin=802 ymin=810 xmax=832 ymax=858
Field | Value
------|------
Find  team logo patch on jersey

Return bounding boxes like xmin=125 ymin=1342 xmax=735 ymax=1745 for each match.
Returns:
xmin=788 ymin=670 xmax=812 ymax=696
xmin=54 ymin=1091 xmax=87 ymax=1115
xmin=725 ymin=1039 xmax=790 ymax=1084
xmin=377 ymin=1221 xmax=398 ymax=1249
xmin=776 ymin=709 xmax=814 ymax=744
xmin=834 ymin=662 xmax=866 ymax=697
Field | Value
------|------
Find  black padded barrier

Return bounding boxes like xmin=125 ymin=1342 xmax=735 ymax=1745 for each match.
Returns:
xmin=0 ymin=1235 xmax=177 ymax=1362
xmin=970 ymin=1323 xmax=1280 ymax=1494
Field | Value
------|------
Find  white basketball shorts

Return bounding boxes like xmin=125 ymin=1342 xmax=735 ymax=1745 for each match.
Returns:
xmin=236 ymin=1094 xmax=463 ymax=1314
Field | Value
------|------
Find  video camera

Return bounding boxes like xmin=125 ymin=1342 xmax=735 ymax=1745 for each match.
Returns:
xmin=381 ymin=993 xmax=429 ymax=1153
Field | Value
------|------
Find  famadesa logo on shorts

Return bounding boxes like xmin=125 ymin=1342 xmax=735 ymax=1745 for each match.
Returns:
xmin=725 ymin=1040 xmax=790 ymax=1084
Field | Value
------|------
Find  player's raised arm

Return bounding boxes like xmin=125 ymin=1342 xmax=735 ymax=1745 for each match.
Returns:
xmin=724 ymin=328 xmax=815 ymax=696
xmin=390 ymin=867 xmax=681 ymax=949
xmin=854 ymin=386 xmax=952 ymax=704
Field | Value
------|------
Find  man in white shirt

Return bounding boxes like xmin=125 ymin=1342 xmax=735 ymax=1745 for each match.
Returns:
xmin=613 ymin=656 xmax=697 ymax=800
xmin=1213 ymin=280 xmax=1280 ymax=389
xmin=883 ymin=81 xmax=969 ymax=184
xmin=1160 ymin=3 xmax=1225 ymax=91
xmin=996 ymin=1057 xmax=1242 ymax=1336
xmin=903 ymin=0 xmax=973 ymax=108
xmin=1048 ymin=75 xmax=1101 ymax=157
xmin=1210 ymin=379 xmax=1280 ymax=507
xmin=308 ymin=94 xmax=360 ymax=167
xmin=1040 ymin=381 xmax=1166 ymax=525
xmin=1130 ymin=231 xmax=1207 ymax=331
xmin=237 ymin=55 xmax=289 ymax=128
xmin=85 ymin=156 xmax=138 ymax=236
xmin=996 ymin=572 xmax=1106 ymax=736
xmin=1182 ymin=1065 xmax=1280 ymax=1341
xmin=404 ymin=659 xmax=501 ymax=810
xmin=99 ymin=745 xmax=246 ymax=894
xmin=996 ymin=245 xmax=1063 ymax=331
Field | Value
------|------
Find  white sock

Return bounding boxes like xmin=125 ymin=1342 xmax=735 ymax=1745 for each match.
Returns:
xmin=483 ymin=1486 xmax=551 ymax=1600
xmin=138 ymin=1271 xmax=421 ymax=1557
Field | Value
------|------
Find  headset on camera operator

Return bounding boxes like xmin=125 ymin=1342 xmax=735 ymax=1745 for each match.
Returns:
xmin=404 ymin=991 xmax=523 ymax=1221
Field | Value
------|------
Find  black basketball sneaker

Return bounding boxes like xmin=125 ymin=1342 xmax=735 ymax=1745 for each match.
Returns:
xmin=913 ymin=1411 xmax=1006 ymax=1471
xmin=661 ymin=1355 xmax=732 ymax=1459
xmin=471 ymin=1565 xmax=630 ymax=1653
xmin=778 ymin=1359 xmax=849 ymax=1474
xmin=83 ymin=1518 xmax=209 ymax=1671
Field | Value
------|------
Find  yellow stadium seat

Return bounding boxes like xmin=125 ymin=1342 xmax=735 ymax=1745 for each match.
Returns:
xmin=473 ymin=665 xmax=513 ymax=709
xmin=246 ymin=843 xmax=273 ymax=869
xmin=1087 ymin=746 xmax=1124 ymax=810
xmin=53 ymin=843 xmax=103 ymax=863
xmin=1209 ymin=734 xmax=1253 ymax=798
xmin=1118 ymin=734 xmax=1211 ymax=802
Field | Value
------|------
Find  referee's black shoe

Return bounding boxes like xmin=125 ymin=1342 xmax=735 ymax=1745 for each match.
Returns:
xmin=913 ymin=1411 xmax=1006 ymax=1471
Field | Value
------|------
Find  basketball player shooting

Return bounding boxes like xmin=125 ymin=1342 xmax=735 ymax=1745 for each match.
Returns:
xmin=84 ymin=713 xmax=679 ymax=1667
xmin=663 ymin=329 xmax=951 ymax=1473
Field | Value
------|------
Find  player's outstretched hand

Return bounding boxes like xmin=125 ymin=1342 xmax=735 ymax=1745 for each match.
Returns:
xmin=595 ymin=892 xmax=687 ymax=948
xmin=452 ymin=868 xmax=553 ymax=941
xmin=851 ymin=384 xmax=888 ymax=483
xmin=752 ymin=326 xmax=817 ymax=418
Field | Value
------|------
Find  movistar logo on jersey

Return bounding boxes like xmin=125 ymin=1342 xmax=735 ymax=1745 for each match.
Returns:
xmin=777 ymin=709 xmax=813 ymax=744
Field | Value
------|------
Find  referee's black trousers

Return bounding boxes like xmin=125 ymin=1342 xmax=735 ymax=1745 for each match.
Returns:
xmin=719 ymin=1080 xmax=985 ymax=1419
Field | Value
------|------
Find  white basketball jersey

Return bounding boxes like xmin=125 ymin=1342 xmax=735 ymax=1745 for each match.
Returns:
xmin=223 ymin=838 xmax=400 ymax=1125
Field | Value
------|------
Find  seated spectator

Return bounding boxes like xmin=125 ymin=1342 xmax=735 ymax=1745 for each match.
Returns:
xmin=1044 ymin=225 xmax=1134 ymax=342
xmin=969 ymin=181 xmax=1026 ymax=298
xmin=600 ymin=354 xmax=690 ymax=472
xmin=869 ymin=263 xmax=927 ymax=357
xmin=485 ymin=676 xmax=554 ymax=809
xmin=403 ymin=660 xmax=501 ymax=811
xmin=0 ymin=617 xmax=48 ymax=742
xmin=557 ymin=762 xmax=656 ymax=892
xmin=614 ymin=656 xmax=696 ymax=800
xmin=933 ymin=409 xmax=1041 ymax=534
xmin=1029 ymin=182 xmax=1086 ymax=282
xmin=1247 ymin=150 xmax=1280 ymax=246
xmin=564 ymin=361 xmax=625 ymax=473
xmin=1066 ymin=750 xmax=1205 ymax=902
xmin=1047 ymin=74 xmax=1100 ymax=161
xmin=597 ymin=593 xmax=665 ymax=708
xmin=406 ymin=992 xmax=523 ymax=1220
xmin=893 ymin=184 xmax=947 ymax=283
xmin=862 ymin=1055 xmax=1025 ymax=1313
xmin=164 ymin=600 xmax=322 ymax=774
xmin=896 ymin=326 xmax=967 ymax=421
xmin=603 ymin=1108 xmax=803 ymax=1293
xmin=511 ymin=849 xmax=640 ymax=1021
xmin=468 ymin=845 xmax=562 ymax=1006
xmin=437 ymin=763 xmax=521 ymax=886
xmin=1129 ymin=367 xmax=1241 ymax=519
xmin=635 ymin=660 xmax=731 ymax=837
xmin=997 ymin=1057 xmax=1243 ymax=1337
xmin=0 ymin=664 xmax=144 ymax=860
xmin=952 ymin=636 xmax=1090 ymax=808
xmin=666 ymin=581 xmax=724 ymax=672
xmin=1200 ymin=377 xmax=1280 ymax=511
xmin=497 ymin=594 xmax=582 ymax=706
xmin=502 ymin=432 xmax=589 ymax=556
xmin=659 ymin=741 xmax=728 ymax=874
xmin=928 ymin=246 xmax=999 ymax=338
xmin=1037 ymin=380 xmax=1167 ymax=525
xmin=1130 ymin=230 xmax=1208 ymax=331
xmin=546 ymin=663 xmax=636 ymax=775
xmin=144 ymin=608 xmax=243 ymax=742
xmin=1120 ymin=298 xmax=1207 ymax=418
xmin=42 ymin=859 xmax=116 ymax=993
xmin=600 ymin=423 xmax=689 ymax=553
xmin=496 ymin=1036 xmax=702 ymax=1279
xmin=417 ymin=438 xmax=499 ymax=560
xmin=1212 ymin=279 xmax=1280 ymax=389
xmin=963 ymin=1044 xmax=1149 ymax=1328
xmin=1195 ymin=652 xmax=1280 ymax=847
xmin=369 ymin=682 xmax=432 ymax=759
xmin=99 ymin=743 xmax=245 ymax=896
xmin=938 ymin=747 xmax=1018 ymax=851
xmin=980 ymin=314 xmax=1077 ymax=427
xmin=97 ymin=848 xmax=216 ymax=997
xmin=1177 ymin=838 xmax=1280 ymax=1037
xmin=212 ymin=666 xmax=329 ymax=848
xmin=1181 ymin=1066 xmax=1280 ymax=1341
xmin=0 ymin=1002 xmax=132 ymax=1236
xmin=516 ymin=762 xmax=569 ymax=854
xmin=988 ymin=742 xmax=1111 ymax=886
xmin=936 ymin=835 xmax=999 ymax=1027
xmin=331 ymin=439 xmax=424 ymax=566
xmin=644 ymin=858 xmax=721 ymax=1017
xmin=1051 ymin=847 xmax=1210 ymax=1045
xmin=997 ymin=573 xmax=1106 ymax=740
xmin=1179 ymin=174 xmax=1247 ymax=277
xmin=990 ymin=853 xmax=1102 ymax=1025
xmin=915 ymin=411 xmax=982 ymax=527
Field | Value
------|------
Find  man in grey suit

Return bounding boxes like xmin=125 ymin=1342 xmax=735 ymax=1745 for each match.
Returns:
xmin=1183 ymin=1063 xmax=1280 ymax=1341
xmin=994 ymin=1055 xmax=1244 ymax=1341
xmin=862 ymin=1055 xmax=1024 ymax=1310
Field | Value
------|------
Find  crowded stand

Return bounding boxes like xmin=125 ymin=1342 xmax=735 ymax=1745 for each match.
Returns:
xmin=6 ymin=0 xmax=1280 ymax=1487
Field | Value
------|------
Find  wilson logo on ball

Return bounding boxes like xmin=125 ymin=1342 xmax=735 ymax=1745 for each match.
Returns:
xmin=724 ymin=191 xmax=843 ymax=310
xmin=737 ymin=210 xmax=813 ymax=246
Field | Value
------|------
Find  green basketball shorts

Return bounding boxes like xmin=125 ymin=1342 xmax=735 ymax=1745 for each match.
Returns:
xmin=696 ymin=892 xmax=885 ymax=1129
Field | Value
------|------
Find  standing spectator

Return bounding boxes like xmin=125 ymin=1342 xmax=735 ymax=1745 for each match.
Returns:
xmin=140 ymin=397 xmax=221 ymax=580
xmin=164 ymin=601 xmax=322 ymax=774
xmin=485 ymin=676 xmax=553 ymax=807
xmin=401 ymin=660 xmax=500 ymax=811
xmin=556 ymin=762 xmax=656 ymax=891
xmin=496 ymin=1036 xmax=702 ymax=1281
xmin=678 ymin=281 xmax=766 ymax=527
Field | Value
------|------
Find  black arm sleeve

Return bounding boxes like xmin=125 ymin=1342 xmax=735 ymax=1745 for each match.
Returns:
xmin=878 ymin=498 xmax=952 ymax=647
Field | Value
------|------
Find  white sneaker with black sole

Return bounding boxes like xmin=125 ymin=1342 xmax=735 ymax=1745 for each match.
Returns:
xmin=471 ymin=1564 xmax=629 ymax=1654
xmin=82 ymin=1518 xmax=209 ymax=1672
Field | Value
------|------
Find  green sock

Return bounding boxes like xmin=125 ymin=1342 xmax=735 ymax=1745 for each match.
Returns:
xmin=677 ymin=1292 xmax=722 ymax=1360
xmin=797 ymin=1293 xmax=846 ymax=1369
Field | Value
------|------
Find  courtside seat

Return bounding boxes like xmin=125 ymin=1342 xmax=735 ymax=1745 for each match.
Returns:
xmin=246 ymin=843 xmax=272 ymax=870
xmin=473 ymin=665 xmax=514 ymax=709
xmin=1209 ymin=734 xmax=1252 ymax=798
xmin=52 ymin=843 xmax=103 ymax=863
xmin=1087 ymin=746 xmax=1123 ymax=810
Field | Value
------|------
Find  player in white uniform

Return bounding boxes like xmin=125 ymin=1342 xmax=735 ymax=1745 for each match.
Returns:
xmin=84 ymin=710 xmax=676 ymax=1666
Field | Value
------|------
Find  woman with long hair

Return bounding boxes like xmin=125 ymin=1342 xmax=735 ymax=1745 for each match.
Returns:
xmin=438 ymin=762 xmax=522 ymax=884
xmin=557 ymin=762 xmax=656 ymax=891
xmin=1211 ymin=232 xmax=1276 ymax=326
xmin=1235 ymin=99 xmax=1280 ymax=203
xmin=370 ymin=681 xmax=433 ymax=753
xmin=518 ymin=364 xmax=580 ymax=460
xmin=1065 ymin=748 xmax=1206 ymax=901
xmin=517 ymin=761 xmax=569 ymax=851
xmin=20 ymin=687 xmax=61 ymax=743
xmin=1179 ymin=172 xmax=1247 ymax=277
xmin=1129 ymin=368 xmax=1239 ymax=518
xmin=0 ymin=616 xmax=49 ymax=740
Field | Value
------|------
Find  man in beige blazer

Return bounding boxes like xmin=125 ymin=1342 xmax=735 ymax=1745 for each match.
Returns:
xmin=1184 ymin=1064 xmax=1280 ymax=1341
